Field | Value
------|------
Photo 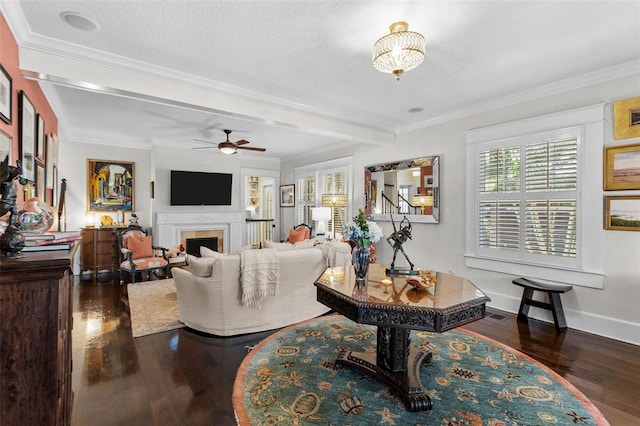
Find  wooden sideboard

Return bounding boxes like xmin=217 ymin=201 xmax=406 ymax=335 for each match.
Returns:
xmin=0 ymin=243 xmax=78 ymax=425
xmin=80 ymin=227 xmax=123 ymax=275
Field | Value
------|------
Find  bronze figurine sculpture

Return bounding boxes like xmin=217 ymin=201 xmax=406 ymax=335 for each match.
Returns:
xmin=386 ymin=214 xmax=418 ymax=275
xmin=0 ymin=155 xmax=26 ymax=256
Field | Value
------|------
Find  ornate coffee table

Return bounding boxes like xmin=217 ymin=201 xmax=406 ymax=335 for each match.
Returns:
xmin=314 ymin=264 xmax=490 ymax=412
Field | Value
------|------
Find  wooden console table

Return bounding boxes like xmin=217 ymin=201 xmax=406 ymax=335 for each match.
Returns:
xmin=0 ymin=242 xmax=78 ymax=425
xmin=315 ymin=264 xmax=490 ymax=412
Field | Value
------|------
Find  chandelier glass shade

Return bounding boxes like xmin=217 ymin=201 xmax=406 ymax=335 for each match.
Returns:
xmin=218 ymin=142 xmax=237 ymax=155
xmin=373 ymin=21 xmax=425 ymax=81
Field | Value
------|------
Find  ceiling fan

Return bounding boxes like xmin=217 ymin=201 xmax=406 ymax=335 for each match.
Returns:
xmin=193 ymin=129 xmax=266 ymax=155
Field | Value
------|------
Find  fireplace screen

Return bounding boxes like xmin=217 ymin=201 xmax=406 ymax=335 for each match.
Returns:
xmin=185 ymin=237 xmax=219 ymax=257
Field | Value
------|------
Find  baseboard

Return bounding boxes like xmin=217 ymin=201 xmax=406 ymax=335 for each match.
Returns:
xmin=484 ymin=290 xmax=640 ymax=347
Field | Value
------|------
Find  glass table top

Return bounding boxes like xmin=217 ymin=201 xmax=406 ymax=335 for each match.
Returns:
xmin=315 ymin=263 xmax=488 ymax=310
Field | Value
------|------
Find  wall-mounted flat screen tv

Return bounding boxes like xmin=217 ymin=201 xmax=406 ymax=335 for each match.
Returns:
xmin=170 ymin=170 xmax=233 ymax=206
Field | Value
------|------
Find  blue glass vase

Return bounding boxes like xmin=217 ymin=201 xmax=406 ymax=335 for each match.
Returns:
xmin=352 ymin=245 xmax=371 ymax=279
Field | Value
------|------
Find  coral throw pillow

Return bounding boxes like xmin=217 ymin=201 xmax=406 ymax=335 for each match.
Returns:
xmin=128 ymin=235 xmax=153 ymax=259
xmin=289 ymin=227 xmax=308 ymax=243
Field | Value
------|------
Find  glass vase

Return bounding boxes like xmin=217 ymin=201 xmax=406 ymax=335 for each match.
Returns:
xmin=16 ymin=198 xmax=55 ymax=234
xmin=352 ymin=245 xmax=371 ymax=279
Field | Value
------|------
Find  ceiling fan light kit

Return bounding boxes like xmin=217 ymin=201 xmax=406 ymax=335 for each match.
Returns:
xmin=373 ymin=21 xmax=425 ymax=81
xmin=218 ymin=142 xmax=237 ymax=155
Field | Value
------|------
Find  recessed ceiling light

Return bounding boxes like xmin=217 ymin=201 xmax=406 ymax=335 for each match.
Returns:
xmin=60 ymin=12 xmax=99 ymax=32
xmin=408 ymin=107 xmax=423 ymax=113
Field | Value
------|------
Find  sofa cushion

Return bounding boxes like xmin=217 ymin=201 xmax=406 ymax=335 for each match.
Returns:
xmin=187 ymin=255 xmax=216 ymax=277
xmin=128 ymin=235 xmax=153 ymax=259
xmin=293 ymin=239 xmax=316 ymax=249
xmin=200 ymin=246 xmax=223 ymax=258
xmin=264 ymin=241 xmax=294 ymax=251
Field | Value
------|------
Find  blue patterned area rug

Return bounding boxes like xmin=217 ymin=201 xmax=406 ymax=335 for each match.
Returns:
xmin=233 ymin=315 xmax=608 ymax=425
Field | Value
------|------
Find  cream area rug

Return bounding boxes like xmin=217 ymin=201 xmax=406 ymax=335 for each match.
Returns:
xmin=127 ymin=279 xmax=184 ymax=338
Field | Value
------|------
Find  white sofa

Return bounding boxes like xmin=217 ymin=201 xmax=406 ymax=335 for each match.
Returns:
xmin=172 ymin=241 xmax=352 ymax=336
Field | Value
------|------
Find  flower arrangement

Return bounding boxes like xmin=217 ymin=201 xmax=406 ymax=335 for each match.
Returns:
xmin=343 ymin=209 xmax=383 ymax=248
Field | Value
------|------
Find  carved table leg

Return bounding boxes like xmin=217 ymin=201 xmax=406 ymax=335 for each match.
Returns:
xmin=336 ymin=325 xmax=433 ymax=412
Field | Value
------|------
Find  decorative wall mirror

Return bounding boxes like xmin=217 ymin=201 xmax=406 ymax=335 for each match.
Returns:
xmin=364 ymin=155 xmax=439 ymax=224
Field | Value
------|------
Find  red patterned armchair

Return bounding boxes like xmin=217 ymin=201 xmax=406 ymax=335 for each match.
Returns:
xmin=118 ymin=226 xmax=169 ymax=284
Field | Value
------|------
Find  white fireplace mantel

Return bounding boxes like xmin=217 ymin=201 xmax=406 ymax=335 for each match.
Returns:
xmin=153 ymin=211 xmax=245 ymax=253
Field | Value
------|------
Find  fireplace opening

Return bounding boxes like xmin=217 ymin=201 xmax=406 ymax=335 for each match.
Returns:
xmin=185 ymin=237 xmax=219 ymax=257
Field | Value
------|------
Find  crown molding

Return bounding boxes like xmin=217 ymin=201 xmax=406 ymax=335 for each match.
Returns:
xmin=396 ymin=60 xmax=640 ymax=134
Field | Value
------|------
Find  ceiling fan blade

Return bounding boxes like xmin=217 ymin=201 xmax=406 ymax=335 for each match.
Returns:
xmin=232 ymin=139 xmax=250 ymax=146
xmin=237 ymin=146 xmax=266 ymax=152
xmin=192 ymin=146 xmax=216 ymax=150
xmin=193 ymin=138 xmax=217 ymax=145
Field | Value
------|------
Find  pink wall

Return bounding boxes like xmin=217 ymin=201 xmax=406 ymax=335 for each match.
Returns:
xmin=1 ymin=13 xmax=58 ymax=206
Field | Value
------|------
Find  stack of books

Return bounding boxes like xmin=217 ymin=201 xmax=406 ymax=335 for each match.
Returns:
xmin=22 ymin=231 xmax=82 ymax=252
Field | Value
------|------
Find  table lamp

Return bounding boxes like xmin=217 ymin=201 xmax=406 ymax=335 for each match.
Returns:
xmin=412 ymin=195 xmax=433 ymax=215
xmin=311 ymin=207 xmax=332 ymax=237
xmin=321 ymin=194 xmax=348 ymax=239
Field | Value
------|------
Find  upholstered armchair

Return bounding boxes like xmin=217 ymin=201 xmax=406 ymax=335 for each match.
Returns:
xmin=118 ymin=226 xmax=169 ymax=284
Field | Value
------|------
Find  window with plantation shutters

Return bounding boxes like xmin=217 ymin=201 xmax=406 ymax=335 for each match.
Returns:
xmin=321 ymin=170 xmax=347 ymax=234
xmin=296 ymin=174 xmax=315 ymax=225
xmin=294 ymin=157 xmax=353 ymax=237
xmin=476 ymin=134 xmax=579 ymax=265
xmin=466 ymin=104 xmax=605 ymax=289
xmin=476 ymin=137 xmax=579 ymax=262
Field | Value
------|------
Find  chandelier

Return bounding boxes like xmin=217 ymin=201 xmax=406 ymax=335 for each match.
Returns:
xmin=372 ymin=21 xmax=425 ymax=81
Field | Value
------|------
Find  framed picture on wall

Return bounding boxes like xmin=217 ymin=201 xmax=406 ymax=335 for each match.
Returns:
xmin=19 ymin=91 xmax=36 ymax=182
xmin=45 ymin=135 xmax=53 ymax=188
xmin=604 ymin=143 xmax=640 ymax=190
xmin=280 ymin=184 xmax=295 ymax=207
xmin=613 ymin=96 xmax=640 ymax=140
xmin=87 ymin=159 xmax=135 ymax=212
xmin=605 ymin=196 xmax=640 ymax=231
xmin=0 ymin=63 xmax=11 ymax=124
xmin=36 ymin=114 xmax=45 ymax=162
xmin=0 ymin=128 xmax=11 ymax=164
xmin=36 ymin=162 xmax=45 ymax=202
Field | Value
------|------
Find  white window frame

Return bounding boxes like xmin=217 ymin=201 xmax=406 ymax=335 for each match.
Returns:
xmin=295 ymin=157 xmax=353 ymax=231
xmin=465 ymin=104 xmax=605 ymax=289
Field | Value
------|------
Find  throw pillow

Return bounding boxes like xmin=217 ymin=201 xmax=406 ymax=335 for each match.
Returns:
xmin=200 ymin=246 xmax=223 ymax=258
xmin=187 ymin=255 xmax=216 ymax=277
xmin=288 ymin=227 xmax=308 ymax=243
xmin=128 ymin=235 xmax=153 ymax=259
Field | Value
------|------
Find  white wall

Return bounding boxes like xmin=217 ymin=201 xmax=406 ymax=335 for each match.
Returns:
xmin=58 ymin=141 xmax=152 ymax=230
xmin=281 ymin=74 xmax=640 ymax=345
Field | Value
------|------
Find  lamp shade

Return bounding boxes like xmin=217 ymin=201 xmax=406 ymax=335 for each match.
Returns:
xmin=412 ymin=195 xmax=433 ymax=207
xmin=321 ymin=194 xmax=348 ymax=207
xmin=311 ymin=207 xmax=332 ymax=221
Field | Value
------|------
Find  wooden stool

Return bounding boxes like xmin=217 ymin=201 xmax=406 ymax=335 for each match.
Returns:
xmin=513 ymin=278 xmax=573 ymax=331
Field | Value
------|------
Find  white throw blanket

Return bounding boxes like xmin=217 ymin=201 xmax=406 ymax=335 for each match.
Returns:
xmin=240 ymin=248 xmax=279 ymax=308
xmin=316 ymin=241 xmax=352 ymax=270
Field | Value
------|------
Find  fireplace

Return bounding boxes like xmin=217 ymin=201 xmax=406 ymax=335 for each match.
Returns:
xmin=185 ymin=237 xmax=218 ymax=257
xmin=153 ymin=211 xmax=245 ymax=254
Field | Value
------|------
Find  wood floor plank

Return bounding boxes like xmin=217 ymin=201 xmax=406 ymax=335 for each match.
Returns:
xmin=71 ymin=276 xmax=639 ymax=426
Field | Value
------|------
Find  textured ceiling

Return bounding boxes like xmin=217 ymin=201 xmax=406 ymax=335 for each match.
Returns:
xmin=2 ymin=1 xmax=639 ymax=159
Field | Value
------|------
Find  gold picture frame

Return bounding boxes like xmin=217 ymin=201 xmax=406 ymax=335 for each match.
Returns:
xmin=605 ymin=196 xmax=640 ymax=231
xmin=603 ymin=143 xmax=640 ymax=190
xmin=87 ymin=159 xmax=135 ymax=212
xmin=613 ymin=96 xmax=640 ymax=140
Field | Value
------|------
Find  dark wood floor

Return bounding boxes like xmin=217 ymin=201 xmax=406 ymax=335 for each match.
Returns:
xmin=71 ymin=274 xmax=639 ymax=426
